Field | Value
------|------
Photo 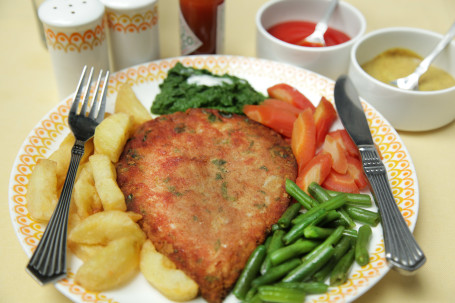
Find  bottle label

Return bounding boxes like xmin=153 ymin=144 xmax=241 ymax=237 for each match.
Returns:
xmin=179 ymin=8 xmax=203 ymax=55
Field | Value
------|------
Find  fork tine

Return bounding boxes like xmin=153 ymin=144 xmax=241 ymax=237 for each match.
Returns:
xmin=79 ymin=67 xmax=95 ymax=116
xmin=94 ymin=70 xmax=110 ymax=123
xmin=70 ymin=66 xmax=88 ymax=114
xmin=88 ymin=70 xmax=104 ymax=119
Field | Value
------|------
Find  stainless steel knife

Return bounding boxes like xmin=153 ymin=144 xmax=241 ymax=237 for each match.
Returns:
xmin=334 ymin=75 xmax=426 ymax=273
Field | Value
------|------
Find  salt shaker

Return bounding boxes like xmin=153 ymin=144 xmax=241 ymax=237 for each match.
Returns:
xmin=100 ymin=0 xmax=160 ymax=71
xmin=179 ymin=0 xmax=225 ymax=55
xmin=39 ymin=0 xmax=110 ymax=99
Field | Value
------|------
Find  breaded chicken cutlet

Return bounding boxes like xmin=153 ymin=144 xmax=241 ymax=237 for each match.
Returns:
xmin=116 ymin=108 xmax=297 ymax=303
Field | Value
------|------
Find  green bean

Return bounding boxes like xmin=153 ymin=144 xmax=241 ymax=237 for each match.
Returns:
xmin=244 ymin=293 xmax=263 ymax=303
xmin=344 ymin=206 xmax=380 ymax=226
xmin=282 ymin=244 xmax=334 ymax=282
xmin=308 ymin=181 xmax=332 ymax=203
xmin=283 ymin=208 xmax=328 ymax=245
xmin=355 ymin=225 xmax=372 ymax=266
xmin=257 ymin=285 xmax=306 ymax=303
xmin=322 ymin=225 xmax=345 ymax=246
xmin=277 ymin=203 xmax=302 ymax=229
xmin=273 ymin=281 xmax=329 ymax=294
xmin=283 ymin=226 xmax=344 ymax=282
xmin=270 ymin=239 xmax=320 ymax=266
xmin=326 ymin=218 xmax=351 ymax=228
xmin=292 ymin=194 xmax=348 ymax=226
xmin=304 ymin=226 xmax=335 ymax=239
xmin=251 ymin=258 xmax=302 ymax=288
xmin=264 ymin=234 xmax=272 ymax=249
xmin=342 ymin=228 xmax=358 ymax=238
xmin=326 ymin=190 xmax=373 ymax=207
xmin=338 ymin=208 xmax=356 ymax=228
xmin=330 ymin=246 xmax=355 ymax=286
xmin=271 ymin=223 xmax=281 ymax=231
xmin=232 ymin=245 xmax=267 ymax=300
xmin=319 ymin=210 xmax=341 ymax=225
xmin=260 ymin=229 xmax=285 ymax=274
xmin=307 ymin=182 xmax=356 ymax=228
xmin=312 ymin=236 xmax=352 ymax=282
xmin=244 ymin=287 xmax=258 ymax=301
xmin=285 ymin=179 xmax=319 ymax=209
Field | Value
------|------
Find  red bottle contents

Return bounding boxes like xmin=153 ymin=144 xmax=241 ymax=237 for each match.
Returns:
xmin=179 ymin=0 xmax=225 ymax=55
xmin=267 ymin=21 xmax=350 ymax=47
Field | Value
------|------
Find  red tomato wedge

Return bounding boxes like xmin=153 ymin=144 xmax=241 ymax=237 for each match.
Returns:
xmin=321 ymin=134 xmax=348 ymax=174
xmin=267 ymin=83 xmax=316 ymax=112
xmin=291 ymin=109 xmax=316 ymax=169
xmin=323 ymin=169 xmax=360 ymax=194
xmin=346 ymin=155 xmax=369 ymax=190
xmin=314 ymin=97 xmax=337 ymax=148
xmin=243 ymin=103 xmax=296 ymax=138
xmin=328 ymin=129 xmax=360 ymax=158
xmin=296 ymin=153 xmax=333 ymax=193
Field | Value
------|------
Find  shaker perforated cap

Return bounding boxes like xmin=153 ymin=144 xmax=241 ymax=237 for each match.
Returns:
xmin=99 ymin=0 xmax=157 ymax=11
xmin=38 ymin=0 xmax=105 ymax=28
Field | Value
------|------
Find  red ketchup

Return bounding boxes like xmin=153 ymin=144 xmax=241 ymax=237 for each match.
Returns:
xmin=179 ymin=0 xmax=225 ymax=55
xmin=267 ymin=20 xmax=350 ymax=47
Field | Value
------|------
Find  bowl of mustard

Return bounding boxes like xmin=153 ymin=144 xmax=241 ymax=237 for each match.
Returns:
xmin=348 ymin=27 xmax=455 ymax=131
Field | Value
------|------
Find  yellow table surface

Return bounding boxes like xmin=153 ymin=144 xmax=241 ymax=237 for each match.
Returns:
xmin=1 ymin=1 xmax=454 ymax=302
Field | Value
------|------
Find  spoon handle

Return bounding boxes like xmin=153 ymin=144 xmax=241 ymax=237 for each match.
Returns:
xmin=316 ymin=0 xmax=339 ymax=32
xmin=418 ymin=22 xmax=455 ymax=74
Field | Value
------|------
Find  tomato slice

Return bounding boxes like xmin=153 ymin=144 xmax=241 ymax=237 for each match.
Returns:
xmin=262 ymin=98 xmax=302 ymax=116
xmin=243 ymin=103 xmax=296 ymax=138
xmin=314 ymin=97 xmax=337 ymax=148
xmin=329 ymin=129 xmax=359 ymax=158
xmin=295 ymin=152 xmax=333 ymax=193
xmin=267 ymin=83 xmax=315 ymax=112
xmin=346 ymin=155 xmax=369 ymax=190
xmin=321 ymin=134 xmax=348 ymax=174
xmin=322 ymin=169 xmax=360 ymax=194
xmin=291 ymin=109 xmax=316 ymax=170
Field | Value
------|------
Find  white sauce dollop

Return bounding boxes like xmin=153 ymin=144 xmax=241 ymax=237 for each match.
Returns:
xmin=186 ymin=74 xmax=233 ymax=87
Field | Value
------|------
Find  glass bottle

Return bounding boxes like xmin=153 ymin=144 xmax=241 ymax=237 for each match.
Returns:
xmin=179 ymin=0 xmax=225 ymax=55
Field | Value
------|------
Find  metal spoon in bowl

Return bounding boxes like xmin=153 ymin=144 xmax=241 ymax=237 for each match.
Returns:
xmin=299 ymin=0 xmax=339 ymax=47
xmin=390 ymin=21 xmax=455 ymax=90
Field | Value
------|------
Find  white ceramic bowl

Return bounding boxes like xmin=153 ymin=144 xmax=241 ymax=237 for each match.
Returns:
xmin=256 ymin=0 xmax=366 ymax=80
xmin=348 ymin=27 xmax=455 ymax=131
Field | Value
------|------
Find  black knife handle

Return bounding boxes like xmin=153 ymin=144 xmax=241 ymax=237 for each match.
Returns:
xmin=359 ymin=145 xmax=426 ymax=273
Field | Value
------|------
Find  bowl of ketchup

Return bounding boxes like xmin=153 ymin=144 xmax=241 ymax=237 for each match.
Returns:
xmin=256 ymin=0 xmax=366 ymax=79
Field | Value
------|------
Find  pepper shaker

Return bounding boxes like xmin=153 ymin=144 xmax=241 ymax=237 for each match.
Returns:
xmin=39 ymin=0 xmax=110 ymax=99
xmin=100 ymin=0 xmax=160 ymax=71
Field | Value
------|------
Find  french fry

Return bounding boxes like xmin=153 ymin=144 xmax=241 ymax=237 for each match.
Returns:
xmin=115 ymin=83 xmax=151 ymax=130
xmin=68 ymin=242 xmax=105 ymax=262
xmin=89 ymin=154 xmax=126 ymax=211
xmin=140 ymin=240 xmax=199 ymax=302
xmin=127 ymin=211 xmax=143 ymax=222
xmin=93 ymin=112 xmax=132 ymax=163
xmin=68 ymin=210 xmax=145 ymax=246
xmin=73 ymin=162 xmax=103 ymax=219
xmin=75 ymin=237 xmax=141 ymax=291
xmin=26 ymin=159 xmax=58 ymax=222
xmin=49 ymin=134 xmax=93 ymax=189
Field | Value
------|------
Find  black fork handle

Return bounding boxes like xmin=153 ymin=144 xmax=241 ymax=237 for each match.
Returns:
xmin=26 ymin=139 xmax=85 ymax=284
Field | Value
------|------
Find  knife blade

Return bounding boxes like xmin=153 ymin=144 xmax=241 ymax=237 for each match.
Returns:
xmin=334 ymin=75 xmax=426 ymax=273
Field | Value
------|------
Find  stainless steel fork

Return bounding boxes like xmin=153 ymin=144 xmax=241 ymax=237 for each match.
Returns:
xmin=26 ymin=66 xmax=110 ymax=285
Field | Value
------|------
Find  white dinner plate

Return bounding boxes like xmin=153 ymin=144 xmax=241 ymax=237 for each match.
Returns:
xmin=9 ymin=55 xmax=419 ymax=303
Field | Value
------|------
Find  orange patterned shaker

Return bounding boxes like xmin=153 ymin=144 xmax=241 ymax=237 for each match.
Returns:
xmin=100 ymin=0 xmax=160 ymax=71
xmin=39 ymin=0 xmax=109 ymax=99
